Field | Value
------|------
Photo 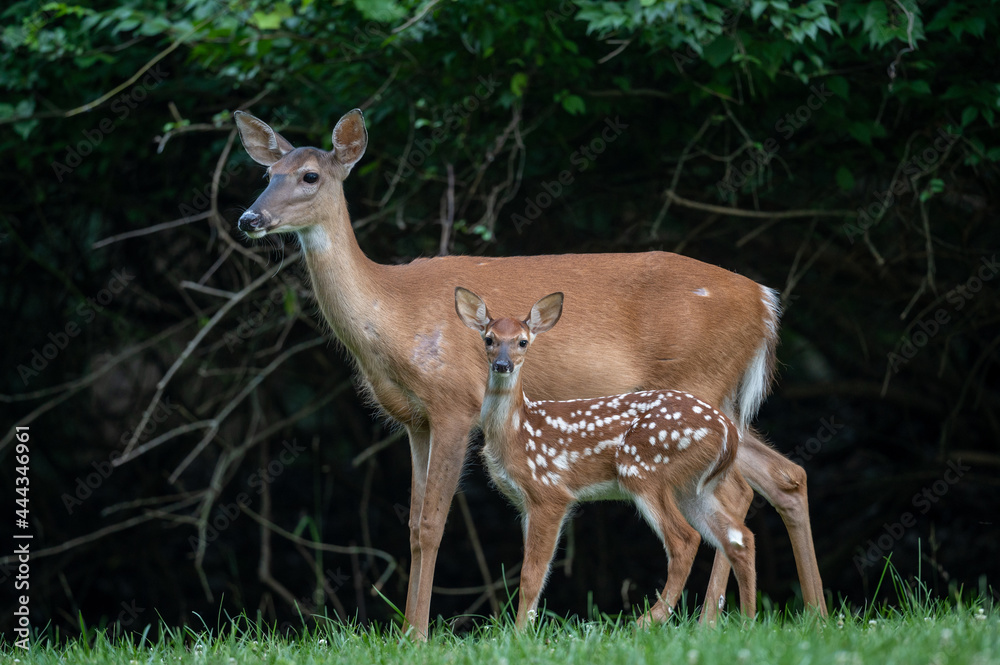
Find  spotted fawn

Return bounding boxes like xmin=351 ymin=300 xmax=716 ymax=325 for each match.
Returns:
xmin=455 ymin=287 xmax=756 ymax=627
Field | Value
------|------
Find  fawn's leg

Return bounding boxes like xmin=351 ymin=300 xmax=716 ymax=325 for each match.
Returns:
xmin=700 ymin=473 xmax=754 ymax=624
xmin=516 ymin=500 xmax=569 ymax=628
xmin=702 ymin=506 xmax=757 ymax=619
xmin=634 ymin=495 xmax=701 ymax=626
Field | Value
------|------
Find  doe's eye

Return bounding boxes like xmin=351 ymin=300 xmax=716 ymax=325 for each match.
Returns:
xmin=519 ymin=339 xmax=528 ymax=348
xmin=484 ymin=337 xmax=494 ymax=346
xmin=303 ymin=172 xmax=319 ymax=184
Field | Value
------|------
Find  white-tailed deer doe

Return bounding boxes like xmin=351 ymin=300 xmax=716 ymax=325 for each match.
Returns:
xmin=233 ymin=108 xmax=825 ymax=637
xmin=455 ymin=288 xmax=757 ymax=626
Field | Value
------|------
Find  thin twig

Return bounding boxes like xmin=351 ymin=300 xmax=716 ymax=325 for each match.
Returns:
xmin=351 ymin=429 xmax=406 ymax=467
xmin=0 ymin=496 xmax=201 ymax=565
xmin=359 ymin=64 xmax=401 ymax=111
xmin=378 ymin=104 xmax=417 ymax=208
xmin=598 ymin=37 xmax=634 ymax=64
xmin=208 ymin=129 xmax=269 ymax=268
xmin=241 ymin=505 xmax=398 ymax=591
xmin=393 ymin=0 xmax=443 ymax=33
xmin=180 ymin=281 xmax=237 ymax=298
xmin=156 ymin=124 xmax=229 ymax=154
xmin=256 ymin=443 xmax=300 ymax=608
xmin=456 ymin=492 xmax=501 ymax=616
xmin=0 ymin=14 xmax=214 ymax=125
xmin=439 ymin=163 xmax=455 ymax=255
xmin=650 ymin=115 xmax=714 ymax=238
xmin=665 ymin=190 xmax=856 ymax=219
xmin=457 ymin=107 xmax=522 ymax=222
xmin=92 ymin=211 xmax=212 ymax=249
xmin=783 ymin=223 xmax=833 ymax=306
xmin=887 ymin=0 xmax=917 ymax=89
xmin=584 ymin=88 xmax=673 ymax=100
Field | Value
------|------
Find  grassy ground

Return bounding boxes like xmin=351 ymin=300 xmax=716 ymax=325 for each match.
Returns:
xmin=4 ymin=600 xmax=998 ymax=665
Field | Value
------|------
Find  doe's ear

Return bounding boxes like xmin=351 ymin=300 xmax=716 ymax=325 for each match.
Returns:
xmin=234 ymin=111 xmax=295 ymax=166
xmin=526 ymin=292 xmax=563 ymax=336
xmin=332 ymin=109 xmax=368 ymax=174
xmin=455 ymin=287 xmax=491 ymax=333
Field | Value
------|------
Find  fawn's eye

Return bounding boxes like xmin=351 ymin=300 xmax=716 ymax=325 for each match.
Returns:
xmin=518 ymin=339 xmax=528 ymax=348
xmin=303 ymin=172 xmax=319 ymax=184
xmin=484 ymin=337 xmax=493 ymax=346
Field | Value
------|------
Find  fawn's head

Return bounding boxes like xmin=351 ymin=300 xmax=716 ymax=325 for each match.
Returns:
xmin=455 ymin=288 xmax=564 ymax=379
xmin=234 ymin=109 xmax=368 ymax=238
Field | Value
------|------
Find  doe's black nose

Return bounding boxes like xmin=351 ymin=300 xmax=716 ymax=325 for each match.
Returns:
xmin=492 ymin=359 xmax=513 ymax=373
xmin=238 ymin=210 xmax=266 ymax=232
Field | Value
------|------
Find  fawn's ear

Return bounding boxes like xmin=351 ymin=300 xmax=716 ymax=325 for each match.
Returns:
xmin=332 ymin=109 xmax=368 ymax=174
xmin=526 ymin=292 xmax=563 ymax=336
xmin=235 ymin=111 xmax=295 ymax=166
xmin=455 ymin=287 xmax=491 ymax=333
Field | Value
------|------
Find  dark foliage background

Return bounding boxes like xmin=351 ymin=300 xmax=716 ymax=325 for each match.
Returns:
xmin=1 ymin=0 xmax=998 ymax=637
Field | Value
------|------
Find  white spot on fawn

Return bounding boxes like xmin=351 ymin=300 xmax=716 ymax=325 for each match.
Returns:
xmin=553 ymin=450 xmax=569 ymax=470
xmin=692 ymin=406 xmax=702 ymax=414
xmin=658 ymin=430 xmax=668 ymax=442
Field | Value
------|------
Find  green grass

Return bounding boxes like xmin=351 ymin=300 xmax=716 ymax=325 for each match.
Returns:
xmin=4 ymin=566 xmax=998 ymax=664
xmin=4 ymin=602 xmax=998 ymax=665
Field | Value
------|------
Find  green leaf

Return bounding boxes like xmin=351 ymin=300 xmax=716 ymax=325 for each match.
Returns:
xmin=847 ymin=121 xmax=872 ymax=145
xmin=961 ymin=106 xmax=978 ymax=126
xmin=283 ymin=288 xmax=297 ymax=316
xmin=511 ymin=72 xmax=529 ymax=97
xmin=750 ymin=1 xmax=768 ymax=21
xmin=835 ymin=166 xmax=855 ymax=192
xmin=251 ymin=3 xmax=293 ymax=30
xmin=560 ymin=94 xmax=586 ymax=115
xmin=702 ymin=36 xmax=735 ymax=68
xmin=827 ymin=76 xmax=849 ymax=99
xmin=963 ymin=17 xmax=987 ymax=38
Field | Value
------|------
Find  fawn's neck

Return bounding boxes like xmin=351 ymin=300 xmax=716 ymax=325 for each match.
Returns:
xmin=480 ymin=370 xmax=528 ymax=453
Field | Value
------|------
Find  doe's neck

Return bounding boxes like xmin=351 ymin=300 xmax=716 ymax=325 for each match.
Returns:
xmin=296 ymin=188 xmax=384 ymax=351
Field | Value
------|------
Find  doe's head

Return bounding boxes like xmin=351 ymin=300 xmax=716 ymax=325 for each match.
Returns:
xmin=454 ymin=288 xmax=564 ymax=376
xmin=234 ymin=109 xmax=368 ymax=237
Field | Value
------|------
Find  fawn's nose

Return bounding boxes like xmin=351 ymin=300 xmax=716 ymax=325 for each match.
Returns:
xmin=492 ymin=359 xmax=513 ymax=373
xmin=238 ymin=210 xmax=268 ymax=233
